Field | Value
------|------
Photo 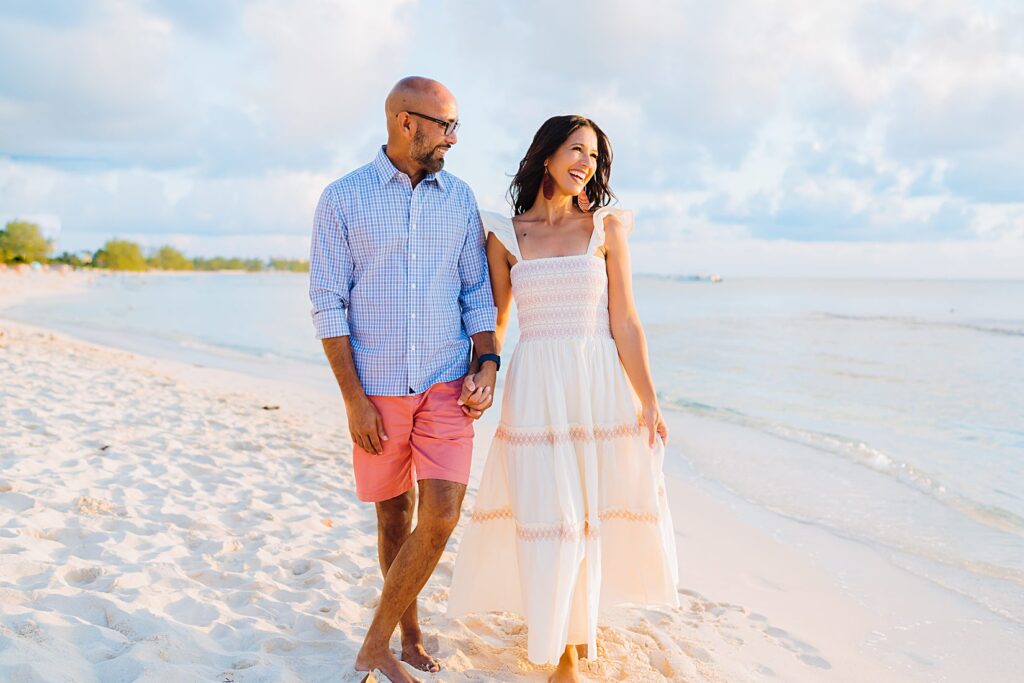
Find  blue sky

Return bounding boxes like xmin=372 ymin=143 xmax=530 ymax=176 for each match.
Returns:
xmin=1 ymin=0 xmax=1022 ymax=276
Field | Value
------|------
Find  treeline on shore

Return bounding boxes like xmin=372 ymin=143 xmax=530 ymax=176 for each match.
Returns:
xmin=0 ymin=220 xmax=309 ymax=273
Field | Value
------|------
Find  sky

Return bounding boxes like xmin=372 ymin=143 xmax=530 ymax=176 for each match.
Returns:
xmin=1 ymin=0 xmax=1022 ymax=277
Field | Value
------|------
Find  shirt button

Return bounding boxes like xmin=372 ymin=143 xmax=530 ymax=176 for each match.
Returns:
xmin=411 ymin=223 xmax=417 ymax=230
xmin=411 ymin=313 xmax=416 ymax=319
xmin=411 ymin=345 xmax=416 ymax=351
xmin=411 ymin=253 xmax=416 ymax=260
xmin=410 ymin=283 xmax=416 ymax=289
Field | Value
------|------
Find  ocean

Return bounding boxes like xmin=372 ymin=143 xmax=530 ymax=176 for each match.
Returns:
xmin=5 ymin=272 xmax=1023 ymax=640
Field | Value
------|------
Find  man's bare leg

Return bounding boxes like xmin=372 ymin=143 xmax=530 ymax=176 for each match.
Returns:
xmin=374 ymin=489 xmax=439 ymax=673
xmin=355 ymin=479 xmax=466 ymax=682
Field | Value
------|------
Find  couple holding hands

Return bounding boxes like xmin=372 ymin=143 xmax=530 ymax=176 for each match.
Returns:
xmin=310 ymin=76 xmax=677 ymax=682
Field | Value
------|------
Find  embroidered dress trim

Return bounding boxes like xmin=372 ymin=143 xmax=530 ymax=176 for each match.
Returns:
xmin=494 ymin=422 xmax=643 ymax=446
xmin=470 ymin=506 xmax=662 ymax=541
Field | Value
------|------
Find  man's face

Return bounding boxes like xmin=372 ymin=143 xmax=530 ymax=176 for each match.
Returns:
xmin=411 ymin=126 xmax=449 ymax=173
xmin=409 ymin=98 xmax=458 ymax=173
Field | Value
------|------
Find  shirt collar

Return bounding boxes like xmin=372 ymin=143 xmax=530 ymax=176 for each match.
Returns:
xmin=372 ymin=145 xmax=447 ymax=193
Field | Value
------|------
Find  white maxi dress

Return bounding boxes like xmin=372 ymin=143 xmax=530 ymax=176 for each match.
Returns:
xmin=447 ymin=207 xmax=679 ymax=666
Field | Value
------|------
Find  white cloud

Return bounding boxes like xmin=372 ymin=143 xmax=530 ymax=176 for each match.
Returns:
xmin=0 ymin=0 xmax=1022 ymax=271
xmin=0 ymin=0 xmax=413 ymax=170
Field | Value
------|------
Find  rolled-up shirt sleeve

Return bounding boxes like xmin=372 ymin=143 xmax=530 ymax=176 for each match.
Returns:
xmin=458 ymin=194 xmax=498 ymax=336
xmin=309 ymin=186 xmax=352 ymax=339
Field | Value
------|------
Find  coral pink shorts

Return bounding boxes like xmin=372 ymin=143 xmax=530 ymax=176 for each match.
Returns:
xmin=352 ymin=378 xmax=474 ymax=502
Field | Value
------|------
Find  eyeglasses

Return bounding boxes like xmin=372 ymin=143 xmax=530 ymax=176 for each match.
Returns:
xmin=405 ymin=111 xmax=460 ymax=136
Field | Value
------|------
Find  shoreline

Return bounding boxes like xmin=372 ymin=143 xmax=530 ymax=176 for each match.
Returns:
xmin=2 ymin=272 xmax=1020 ymax=681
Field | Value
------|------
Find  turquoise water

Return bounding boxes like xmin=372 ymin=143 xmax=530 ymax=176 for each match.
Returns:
xmin=6 ymin=273 xmax=1024 ymax=631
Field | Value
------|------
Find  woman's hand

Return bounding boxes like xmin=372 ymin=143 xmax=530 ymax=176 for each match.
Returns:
xmin=640 ymin=401 xmax=668 ymax=448
xmin=458 ymin=370 xmax=494 ymax=419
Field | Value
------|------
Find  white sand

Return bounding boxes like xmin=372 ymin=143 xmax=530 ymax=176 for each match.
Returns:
xmin=2 ymin=317 xmax=723 ymax=682
xmin=2 ymin=271 xmax=999 ymax=682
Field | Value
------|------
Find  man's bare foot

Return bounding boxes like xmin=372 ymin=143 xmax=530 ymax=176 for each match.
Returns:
xmin=548 ymin=645 xmax=582 ymax=683
xmin=401 ymin=640 xmax=441 ymax=673
xmin=355 ymin=646 xmax=421 ymax=683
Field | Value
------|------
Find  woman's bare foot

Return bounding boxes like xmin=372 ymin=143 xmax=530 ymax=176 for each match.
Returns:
xmin=401 ymin=639 xmax=441 ymax=673
xmin=355 ymin=645 xmax=422 ymax=683
xmin=548 ymin=645 xmax=582 ymax=683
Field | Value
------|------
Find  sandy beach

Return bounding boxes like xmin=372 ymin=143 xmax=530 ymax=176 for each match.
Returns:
xmin=1 ymin=270 xmax=1019 ymax=682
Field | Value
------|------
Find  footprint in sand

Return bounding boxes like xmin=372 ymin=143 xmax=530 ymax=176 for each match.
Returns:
xmin=63 ymin=566 xmax=103 ymax=586
xmin=758 ymin=624 xmax=832 ymax=670
xmin=164 ymin=596 xmax=221 ymax=627
xmin=456 ymin=615 xmax=509 ymax=648
xmin=9 ymin=560 xmax=50 ymax=589
xmin=14 ymin=619 xmax=45 ymax=643
xmin=647 ymin=650 xmax=677 ymax=678
xmin=231 ymin=657 xmax=259 ymax=669
xmin=0 ymin=491 xmax=35 ymax=512
xmin=680 ymin=641 xmax=713 ymax=663
xmin=261 ymin=637 xmax=300 ymax=653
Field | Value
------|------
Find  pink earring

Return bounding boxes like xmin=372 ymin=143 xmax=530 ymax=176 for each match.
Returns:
xmin=577 ymin=187 xmax=591 ymax=211
xmin=542 ymin=167 xmax=555 ymax=200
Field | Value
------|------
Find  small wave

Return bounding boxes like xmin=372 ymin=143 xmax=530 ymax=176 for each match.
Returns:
xmin=176 ymin=336 xmax=322 ymax=365
xmin=178 ymin=337 xmax=276 ymax=360
xmin=817 ymin=312 xmax=1024 ymax=338
xmin=662 ymin=397 xmax=1024 ymax=538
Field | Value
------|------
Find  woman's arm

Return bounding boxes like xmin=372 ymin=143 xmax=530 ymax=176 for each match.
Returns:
xmin=459 ymin=232 xmax=515 ymax=419
xmin=487 ymin=232 xmax=515 ymax=354
xmin=604 ymin=213 xmax=668 ymax=447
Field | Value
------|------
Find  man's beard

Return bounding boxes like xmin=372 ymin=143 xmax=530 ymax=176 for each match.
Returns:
xmin=412 ymin=130 xmax=447 ymax=173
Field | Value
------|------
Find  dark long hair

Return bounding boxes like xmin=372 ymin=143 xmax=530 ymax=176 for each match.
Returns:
xmin=508 ymin=115 xmax=615 ymax=215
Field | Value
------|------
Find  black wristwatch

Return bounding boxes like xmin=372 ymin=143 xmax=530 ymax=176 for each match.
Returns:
xmin=478 ymin=353 xmax=501 ymax=372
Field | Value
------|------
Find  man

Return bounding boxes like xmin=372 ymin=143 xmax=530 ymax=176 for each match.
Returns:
xmin=309 ymin=77 xmax=498 ymax=682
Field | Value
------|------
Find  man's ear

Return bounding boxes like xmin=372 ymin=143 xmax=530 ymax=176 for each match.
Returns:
xmin=395 ymin=112 xmax=414 ymax=137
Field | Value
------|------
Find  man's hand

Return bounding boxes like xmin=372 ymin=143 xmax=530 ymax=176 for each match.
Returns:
xmin=346 ymin=395 xmax=388 ymax=454
xmin=458 ymin=363 xmax=497 ymax=419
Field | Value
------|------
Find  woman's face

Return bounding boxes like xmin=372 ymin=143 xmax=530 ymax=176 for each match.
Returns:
xmin=545 ymin=126 xmax=599 ymax=197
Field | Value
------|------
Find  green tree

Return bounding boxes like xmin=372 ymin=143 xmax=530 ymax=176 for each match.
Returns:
xmin=191 ymin=256 xmax=265 ymax=271
xmin=0 ymin=220 xmax=52 ymax=263
xmin=269 ymin=258 xmax=309 ymax=272
xmin=148 ymin=245 xmax=193 ymax=270
xmin=53 ymin=251 xmax=87 ymax=267
xmin=94 ymin=239 xmax=148 ymax=271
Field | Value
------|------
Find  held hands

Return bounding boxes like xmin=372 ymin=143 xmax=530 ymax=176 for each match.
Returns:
xmin=347 ymin=395 xmax=388 ymax=455
xmin=458 ymin=364 xmax=497 ymax=419
xmin=640 ymin=401 xmax=669 ymax=448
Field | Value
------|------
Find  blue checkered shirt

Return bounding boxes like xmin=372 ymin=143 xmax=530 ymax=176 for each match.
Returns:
xmin=309 ymin=146 xmax=497 ymax=397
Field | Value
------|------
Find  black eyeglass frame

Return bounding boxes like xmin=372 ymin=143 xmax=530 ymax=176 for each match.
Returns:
xmin=405 ymin=111 xmax=460 ymax=136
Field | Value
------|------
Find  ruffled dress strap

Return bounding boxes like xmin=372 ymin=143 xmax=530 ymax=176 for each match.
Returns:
xmin=588 ymin=207 xmax=635 ymax=255
xmin=480 ymin=210 xmax=521 ymax=262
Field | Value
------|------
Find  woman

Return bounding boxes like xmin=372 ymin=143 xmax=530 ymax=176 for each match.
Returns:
xmin=448 ymin=115 xmax=679 ymax=682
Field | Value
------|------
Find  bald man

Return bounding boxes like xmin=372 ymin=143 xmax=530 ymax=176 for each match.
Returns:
xmin=309 ymin=77 xmax=499 ymax=681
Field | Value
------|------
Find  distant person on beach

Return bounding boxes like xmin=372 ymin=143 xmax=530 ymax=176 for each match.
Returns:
xmin=447 ymin=115 xmax=678 ymax=682
xmin=309 ymin=76 xmax=498 ymax=682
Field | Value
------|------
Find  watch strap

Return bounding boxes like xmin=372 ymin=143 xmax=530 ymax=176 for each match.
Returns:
xmin=478 ymin=353 xmax=501 ymax=371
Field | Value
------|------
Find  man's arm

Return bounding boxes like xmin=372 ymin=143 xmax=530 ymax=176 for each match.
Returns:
xmin=322 ymin=336 xmax=388 ymax=455
xmin=309 ymin=186 xmax=387 ymax=454
xmin=309 ymin=186 xmax=353 ymax=340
